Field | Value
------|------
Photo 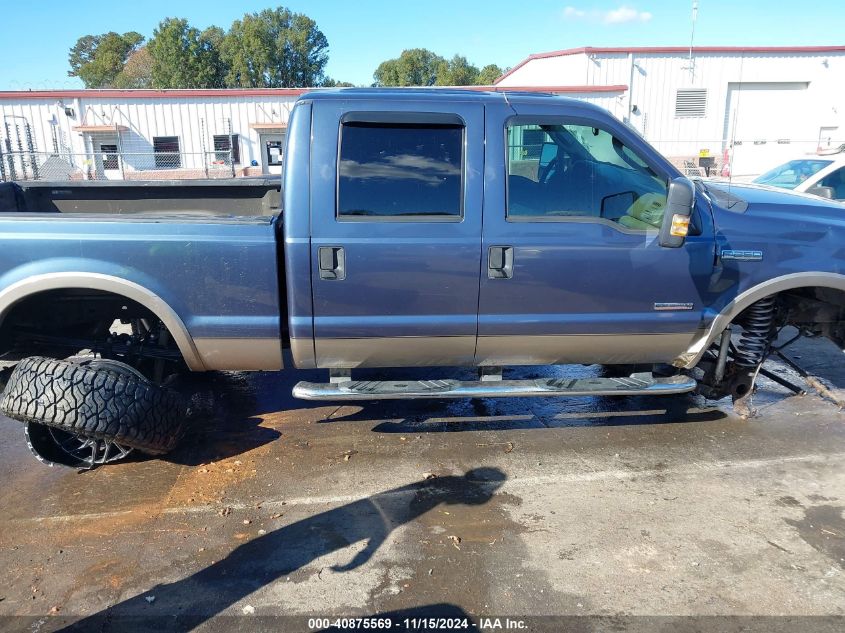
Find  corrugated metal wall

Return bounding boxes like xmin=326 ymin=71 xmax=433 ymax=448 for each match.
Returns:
xmin=500 ymin=50 xmax=845 ymax=175
xmin=0 ymin=94 xmax=299 ymax=180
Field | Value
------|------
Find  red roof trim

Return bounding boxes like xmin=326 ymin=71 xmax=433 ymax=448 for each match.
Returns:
xmin=495 ymin=45 xmax=845 ymax=84
xmin=0 ymin=88 xmax=312 ymax=100
xmin=476 ymin=84 xmax=626 ymax=94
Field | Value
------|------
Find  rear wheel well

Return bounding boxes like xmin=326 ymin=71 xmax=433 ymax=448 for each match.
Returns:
xmin=0 ymin=289 xmax=186 ymax=378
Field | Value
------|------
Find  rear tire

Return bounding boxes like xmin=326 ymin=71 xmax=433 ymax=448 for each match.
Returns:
xmin=0 ymin=356 xmax=186 ymax=455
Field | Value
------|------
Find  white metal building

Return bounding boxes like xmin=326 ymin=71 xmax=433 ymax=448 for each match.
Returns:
xmin=0 ymin=85 xmax=621 ymax=182
xmin=495 ymin=45 xmax=845 ymax=176
xmin=0 ymin=88 xmax=305 ymax=181
xmin=3 ymin=45 xmax=844 ymax=182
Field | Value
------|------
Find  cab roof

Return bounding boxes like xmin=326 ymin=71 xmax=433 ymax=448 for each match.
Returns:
xmin=303 ymin=87 xmax=576 ymax=106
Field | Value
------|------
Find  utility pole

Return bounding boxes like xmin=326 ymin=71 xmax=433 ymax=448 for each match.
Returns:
xmin=685 ymin=0 xmax=699 ymax=81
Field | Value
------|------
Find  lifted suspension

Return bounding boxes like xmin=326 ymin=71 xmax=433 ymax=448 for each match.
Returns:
xmin=730 ymin=296 xmax=778 ymax=417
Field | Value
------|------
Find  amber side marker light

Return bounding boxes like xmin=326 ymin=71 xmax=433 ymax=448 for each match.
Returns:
xmin=670 ymin=214 xmax=690 ymax=237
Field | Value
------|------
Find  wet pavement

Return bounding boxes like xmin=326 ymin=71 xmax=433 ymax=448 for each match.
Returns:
xmin=0 ymin=336 xmax=844 ymax=631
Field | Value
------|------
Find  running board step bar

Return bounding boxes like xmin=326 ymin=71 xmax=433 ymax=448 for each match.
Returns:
xmin=292 ymin=373 xmax=697 ymax=401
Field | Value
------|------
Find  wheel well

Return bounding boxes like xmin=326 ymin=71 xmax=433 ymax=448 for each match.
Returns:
xmin=775 ymin=286 xmax=845 ymax=344
xmin=0 ymin=288 xmax=185 ymax=364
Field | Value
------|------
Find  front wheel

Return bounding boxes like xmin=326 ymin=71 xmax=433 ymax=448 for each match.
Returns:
xmin=0 ymin=356 xmax=187 ymax=456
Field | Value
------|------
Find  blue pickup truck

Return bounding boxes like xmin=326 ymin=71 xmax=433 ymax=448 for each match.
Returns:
xmin=1 ymin=88 xmax=844 ymax=468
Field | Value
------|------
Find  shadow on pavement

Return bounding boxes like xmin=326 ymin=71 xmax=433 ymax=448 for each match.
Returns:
xmin=56 ymin=468 xmax=506 ymax=632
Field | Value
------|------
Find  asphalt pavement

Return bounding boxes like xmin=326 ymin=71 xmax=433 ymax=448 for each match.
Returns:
xmin=0 ymin=337 xmax=843 ymax=632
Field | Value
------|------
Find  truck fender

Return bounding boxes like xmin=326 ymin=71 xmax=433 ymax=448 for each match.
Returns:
xmin=676 ymin=272 xmax=845 ymax=368
xmin=0 ymin=272 xmax=205 ymax=371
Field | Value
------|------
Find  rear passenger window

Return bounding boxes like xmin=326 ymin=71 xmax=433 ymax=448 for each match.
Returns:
xmin=506 ymin=122 xmax=668 ymax=230
xmin=338 ymin=122 xmax=463 ymax=220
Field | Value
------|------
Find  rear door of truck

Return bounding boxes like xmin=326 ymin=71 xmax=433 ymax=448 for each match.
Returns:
xmin=309 ymin=96 xmax=484 ymax=367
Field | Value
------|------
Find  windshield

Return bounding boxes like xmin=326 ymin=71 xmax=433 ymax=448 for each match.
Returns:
xmin=753 ymin=159 xmax=832 ymax=189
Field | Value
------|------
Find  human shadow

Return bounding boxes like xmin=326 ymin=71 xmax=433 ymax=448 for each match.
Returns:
xmin=58 ymin=468 xmax=506 ymax=632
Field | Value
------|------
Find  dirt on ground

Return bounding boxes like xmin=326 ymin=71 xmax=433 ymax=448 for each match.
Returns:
xmin=0 ymin=339 xmax=844 ymax=632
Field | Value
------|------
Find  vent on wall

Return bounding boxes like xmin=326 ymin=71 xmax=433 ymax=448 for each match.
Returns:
xmin=675 ymin=88 xmax=707 ymax=117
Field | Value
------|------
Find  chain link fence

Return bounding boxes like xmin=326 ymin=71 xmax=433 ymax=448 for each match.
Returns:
xmin=2 ymin=139 xmax=843 ymax=184
xmin=0 ymin=149 xmax=242 ymax=182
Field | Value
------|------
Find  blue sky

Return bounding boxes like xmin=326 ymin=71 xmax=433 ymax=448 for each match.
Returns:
xmin=1 ymin=0 xmax=843 ymax=89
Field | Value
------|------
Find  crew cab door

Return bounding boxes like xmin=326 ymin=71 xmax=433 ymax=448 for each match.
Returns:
xmin=477 ymin=101 xmax=715 ymax=365
xmin=309 ymin=98 xmax=484 ymax=367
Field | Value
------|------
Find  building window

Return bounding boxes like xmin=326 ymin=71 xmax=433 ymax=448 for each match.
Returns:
xmin=100 ymin=144 xmax=118 ymax=170
xmin=518 ymin=128 xmax=547 ymax=160
xmin=153 ymin=136 xmax=181 ymax=169
xmin=337 ymin=121 xmax=463 ymax=220
xmin=213 ymin=134 xmax=240 ymax=164
xmin=675 ymin=89 xmax=707 ymax=117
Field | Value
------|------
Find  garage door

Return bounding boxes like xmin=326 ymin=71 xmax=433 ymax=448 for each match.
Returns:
xmin=724 ymin=82 xmax=813 ymax=177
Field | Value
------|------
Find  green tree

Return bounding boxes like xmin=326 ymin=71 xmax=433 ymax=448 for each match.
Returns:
xmin=147 ymin=18 xmax=226 ymax=88
xmin=321 ymin=77 xmax=355 ymax=87
xmin=374 ymin=50 xmax=503 ymax=86
xmin=476 ymin=64 xmax=504 ymax=85
xmin=112 ymin=48 xmax=153 ymax=88
xmin=220 ymin=7 xmax=328 ymax=87
xmin=373 ymin=48 xmax=444 ymax=86
xmin=68 ymin=35 xmax=100 ymax=77
xmin=67 ymin=31 xmax=144 ymax=88
xmin=434 ymin=55 xmax=479 ymax=86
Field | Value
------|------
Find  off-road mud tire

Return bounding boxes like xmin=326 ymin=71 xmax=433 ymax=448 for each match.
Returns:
xmin=0 ymin=356 xmax=185 ymax=454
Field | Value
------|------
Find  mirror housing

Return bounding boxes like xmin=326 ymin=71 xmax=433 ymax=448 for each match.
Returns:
xmin=807 ymin=185 xmax=835 ymax=200
xmin=538 ymin=142 xmax=558 ymax=167
xmin=659 ymin=177 xmax=695 ymax=248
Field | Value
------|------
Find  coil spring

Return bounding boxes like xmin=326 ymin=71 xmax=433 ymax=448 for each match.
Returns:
xmin=734 ymin=296 xmax=777 ymax=367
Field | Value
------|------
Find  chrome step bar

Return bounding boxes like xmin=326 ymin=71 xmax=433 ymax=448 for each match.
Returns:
xmin=292 ymin=372 xmax=697 ymax=401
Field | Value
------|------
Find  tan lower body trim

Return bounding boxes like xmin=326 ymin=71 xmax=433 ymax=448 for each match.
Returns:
xmin=289 ymin=337 xmax=317 ymax=369
xmin=315 ymin=336 xmax=477 ymax=368
xmin=312 ymin=333 xmax=695 ymax=369
xmin=193 ymin=338 xmax=283 ymax=371
xmin=475 ymin=333 xmax=696 ymax=366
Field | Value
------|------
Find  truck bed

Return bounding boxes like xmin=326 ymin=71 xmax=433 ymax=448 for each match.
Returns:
xmin=0 ymin=191 xmax=285 ymax=372
xmin=0 ymin=178 xmax=280 ymax=216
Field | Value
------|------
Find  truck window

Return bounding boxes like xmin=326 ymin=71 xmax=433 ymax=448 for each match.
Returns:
xmin=506 ymin=123 xmax=668 ymax=230
xmin=818 ymin=167 xmax=845 ymax=199
xmin=337 ymin=122 xmax=463 ymax=220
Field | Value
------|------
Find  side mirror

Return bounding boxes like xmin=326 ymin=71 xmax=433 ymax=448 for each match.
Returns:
xmin=807 ymin=185 xmax=835 ymax=200
xmin=538 ymin=142 xmax=558 ymax=168
xmin=659 ymin=177 xmax=695 ymax=248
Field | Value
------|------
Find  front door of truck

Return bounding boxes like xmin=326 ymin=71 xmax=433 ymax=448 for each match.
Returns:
xmin=476 ymin=102 xmax=715 ymax=366
xmin=309 ymin=98 xmax=484 ymax=367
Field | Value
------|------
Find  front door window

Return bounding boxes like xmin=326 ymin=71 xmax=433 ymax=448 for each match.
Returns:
xmin=506 ymin=123 xmax=668 ymax=230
